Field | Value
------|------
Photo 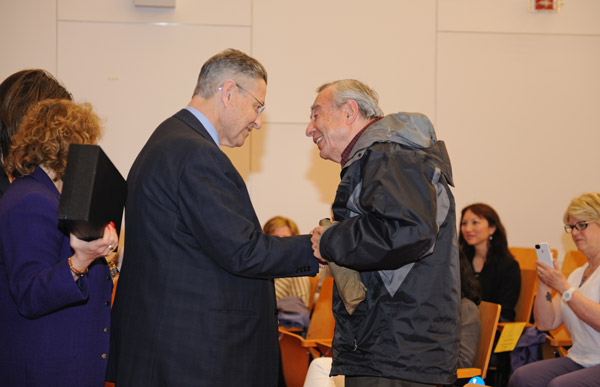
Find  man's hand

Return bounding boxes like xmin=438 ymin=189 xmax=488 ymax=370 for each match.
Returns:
xmin=310 ymin=225 xmax=328 ymax=264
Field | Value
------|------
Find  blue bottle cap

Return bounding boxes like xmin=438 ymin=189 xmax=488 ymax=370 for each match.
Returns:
xmin=468 ymin=376 xmax=485 ymax=385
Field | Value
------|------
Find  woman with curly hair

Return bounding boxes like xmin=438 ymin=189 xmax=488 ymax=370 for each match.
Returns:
xmin=0 ymin=99 xmax=119 ymax=386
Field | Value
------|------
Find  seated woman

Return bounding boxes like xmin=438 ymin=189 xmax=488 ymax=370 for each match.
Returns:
xmin=459 ymin=203 xmax=521 ymax=322
xmin=510 ymin=193 xmax=600 ymax=387
xmin=264 ymin=216 xmax=311 ymax=308
xmin=0 ymin=99 xmax=119 ymax=386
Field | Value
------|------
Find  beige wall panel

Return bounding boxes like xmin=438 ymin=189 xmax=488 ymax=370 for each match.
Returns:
xmin=439 ymin=0 xmax=600 ymax=35
xmin=57 ymin=0 xmax=250 ymax=26
xmin=437 ymin=32 xmax=600 ymax=258
xmin=0 ymin=0 xmax=58 ymax=79
xmin=57 ymin=21 xmax=252 ymax=178
xmin=253 ymin=0 xmax=437 ymax=123
xmin=248 ymin=122 xmax=340 ymax=234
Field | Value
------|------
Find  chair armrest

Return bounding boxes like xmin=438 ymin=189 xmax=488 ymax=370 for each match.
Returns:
xmin=315 ymin=341 xmax=333 ymax=357
xmin=457 ymin=368 xmax=482 ymax=379
xmin=279 ymin=326 xmax=303 ymax=333
xmin=546 ymin=324 xmax=573 ymax=347
xmin=546 ymin=334 xmax=572 ymax=347
xmin=299 ymin=339 xmax=322 ymax=348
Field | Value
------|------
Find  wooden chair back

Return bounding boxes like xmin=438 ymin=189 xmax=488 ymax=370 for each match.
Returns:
xmin=474 ymin=301 xmax=501 ymax=379
xmin=513 ymin=269 xmax=538 ymax=323
xmin=561 ymin=250 xmax=587 ymax=278
xmin=278 ymin=329 xmax=311 ymax=387
xmin=509 ymin=246 xmax=557 ymax=271
xmin=509 ymin=247 xmax=559 ymax=324
xmin=457 ymin=301 xmax=501 ymax=380
xmin=306 ymin=276 xmax=335 ymax=342
xmin=278 ymin=277 xmax=336 ymax=386
xmin=307 ymin=274 xmax=321 ymax=313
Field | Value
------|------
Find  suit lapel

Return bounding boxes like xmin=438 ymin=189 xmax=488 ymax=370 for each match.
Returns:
xmin=173 ymin=109 xmax=217 ymax=146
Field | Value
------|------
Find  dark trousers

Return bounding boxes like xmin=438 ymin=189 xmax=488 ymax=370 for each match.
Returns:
xmin=345 ymin=376 xmax=434 ymax=387
xmin=509 ymin=356 xmax=600 ymax=387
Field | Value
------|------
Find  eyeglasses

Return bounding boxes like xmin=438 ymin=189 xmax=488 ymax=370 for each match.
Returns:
xmin=564 ymin=221 xmax=589 ymax=233
xmin=236 ymin=84 xmax=265 ymax=115
xmin=218 ymin=83 xmax=265 ymax=115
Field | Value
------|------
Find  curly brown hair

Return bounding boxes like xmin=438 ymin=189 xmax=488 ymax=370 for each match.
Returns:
xmin=4 ymin=99 xmax=102 ymax=181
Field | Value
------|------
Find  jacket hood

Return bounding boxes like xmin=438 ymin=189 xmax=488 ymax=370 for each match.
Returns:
xmin=346 ymin=112 xmax=454 ymax=187
xmin=354 ymin=112 xmax=436 ymax=153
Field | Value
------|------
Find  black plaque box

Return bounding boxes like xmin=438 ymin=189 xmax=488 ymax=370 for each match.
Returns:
xmin=58 ymin=144 xmax=126 ymax=241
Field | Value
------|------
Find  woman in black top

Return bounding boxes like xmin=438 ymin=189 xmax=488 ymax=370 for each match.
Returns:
xmin=459 ymin=203 xmax=521 ymax=322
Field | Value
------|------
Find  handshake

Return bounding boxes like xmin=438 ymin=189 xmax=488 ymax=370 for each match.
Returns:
xmin=309 ymin=218 xmax=367 ymax=315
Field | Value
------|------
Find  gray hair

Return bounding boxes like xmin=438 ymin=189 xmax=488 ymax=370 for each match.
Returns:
xmin=317 ymin=79 xmax=383 ymax=119
xmin=193 ymin=48 xmax=267 ymax=98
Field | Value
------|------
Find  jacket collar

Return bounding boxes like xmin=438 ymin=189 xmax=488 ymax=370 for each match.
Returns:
xmin=174 ymin=109 xmax=218 ymax=147
xmin=344 ymin=112 xmax=454 ymax=187
xmin=30 ymin=166 xmax=60 ymax=199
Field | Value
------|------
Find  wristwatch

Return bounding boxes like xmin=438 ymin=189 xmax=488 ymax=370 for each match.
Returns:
xmin=562 ymin=286 xmax=576 ymax=302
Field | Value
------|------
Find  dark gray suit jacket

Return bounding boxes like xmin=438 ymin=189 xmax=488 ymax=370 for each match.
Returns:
xmin=107 ymin=109 xmax=317 ymax=386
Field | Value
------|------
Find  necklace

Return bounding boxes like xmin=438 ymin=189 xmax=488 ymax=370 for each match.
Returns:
xmin=580 ymin=259 xmax=600 ymax=287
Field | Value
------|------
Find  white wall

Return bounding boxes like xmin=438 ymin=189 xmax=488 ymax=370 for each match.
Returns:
xmin=1 ymin=0 xmax=599 ymax=260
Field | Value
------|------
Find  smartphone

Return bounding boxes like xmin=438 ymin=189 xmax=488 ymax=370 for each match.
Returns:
xmin=535 ymin=242 xmax=554 ymax=266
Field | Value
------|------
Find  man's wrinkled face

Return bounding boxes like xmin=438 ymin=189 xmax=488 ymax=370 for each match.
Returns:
xmin=305 ymin=87 xmax=351 ymax=163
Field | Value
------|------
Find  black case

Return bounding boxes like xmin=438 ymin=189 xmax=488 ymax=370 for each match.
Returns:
xmin=57 ymin=144 xmax=126 ymax=241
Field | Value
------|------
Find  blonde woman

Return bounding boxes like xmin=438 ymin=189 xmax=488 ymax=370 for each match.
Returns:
xmin=510 ymin=193 xmax=600 ymax=387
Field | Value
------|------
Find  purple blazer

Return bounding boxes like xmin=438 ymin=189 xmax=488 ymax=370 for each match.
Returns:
xmin=0 ymin=167 xmax=113 ymax=387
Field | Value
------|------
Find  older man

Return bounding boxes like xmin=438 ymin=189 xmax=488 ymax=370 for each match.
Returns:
xmin=108 ymin=49 xmax=319 ymax=387
xmin=308 ymin=79 xmax=460 ymax=386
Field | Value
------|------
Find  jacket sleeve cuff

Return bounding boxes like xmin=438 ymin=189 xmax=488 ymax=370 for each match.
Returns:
xmin=319 ymin=222 xmax=337 ymax=262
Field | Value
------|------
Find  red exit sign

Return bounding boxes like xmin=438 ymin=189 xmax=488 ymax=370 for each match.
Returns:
xmin=535 ymin=0 xmax=558 ymax=11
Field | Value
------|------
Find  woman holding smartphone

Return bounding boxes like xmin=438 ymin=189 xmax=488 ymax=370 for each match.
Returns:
xmin=510 ymin=193 xmax=600 ymax=386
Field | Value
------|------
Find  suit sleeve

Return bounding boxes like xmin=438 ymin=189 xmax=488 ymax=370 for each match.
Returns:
xmin=0 ymin=193 xmax=88 ymax=318
xmin=320 ymin=144 xmax=439 ymax=271
xmin=176 ymin=145 xmax=318 ymax=279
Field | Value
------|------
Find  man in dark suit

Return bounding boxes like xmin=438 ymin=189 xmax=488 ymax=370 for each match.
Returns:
xmin=107 ymin=49 xmax=319 ymax=387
